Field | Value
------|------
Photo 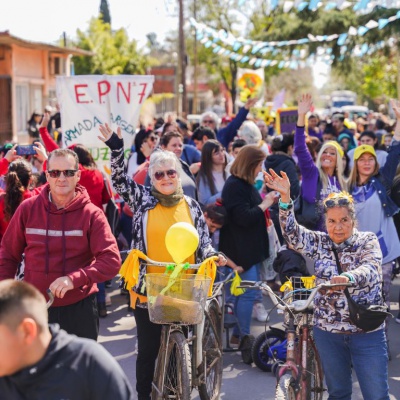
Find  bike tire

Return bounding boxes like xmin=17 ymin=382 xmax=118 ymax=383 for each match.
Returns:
xmin=252 ymin=330 xmax=286 ymax=372
xmin=275 ymin=373 xmax=296 ymax=400
xmin=154 ymin=331 xmax=192 ymax=400
xmin=198 ymin=301 xmax=223 ymax=400
xmin=304 ymin=337 xmax=324 ymax=400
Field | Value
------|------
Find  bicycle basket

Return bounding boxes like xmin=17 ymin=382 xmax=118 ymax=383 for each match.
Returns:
xmin=146 ymin=273 xmax=211 ymax=325
xmin=283 ymin=276 xmax=316 ymax=325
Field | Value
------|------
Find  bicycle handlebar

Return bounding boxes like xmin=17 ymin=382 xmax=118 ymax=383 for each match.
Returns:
xmin=238 ymin=280 xmax=353 ymax=313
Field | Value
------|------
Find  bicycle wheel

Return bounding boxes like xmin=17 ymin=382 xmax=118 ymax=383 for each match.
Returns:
xmin=304 ymin=337 xmax=324 ymax=400
xmin=198 ymin=301 xmax=223 ymax=400
xmin=155 ymin=331 xmax=192 ymax=400
xmin=275 ymin=373 xmax=296 ymax=400
xmin=252 ymin=330 xmax=286 ymax=372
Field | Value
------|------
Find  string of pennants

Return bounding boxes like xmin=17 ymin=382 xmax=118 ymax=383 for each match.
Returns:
xmin=238 ymin=0 xmax=400 ymax=12
xmin=190 ymin=10 xmax=400 ymax=68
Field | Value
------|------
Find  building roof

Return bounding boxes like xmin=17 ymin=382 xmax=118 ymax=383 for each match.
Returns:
xmin=0 ymin=31 xmax=93 ymax=56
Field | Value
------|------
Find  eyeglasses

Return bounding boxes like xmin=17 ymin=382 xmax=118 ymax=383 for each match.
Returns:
xmin=148 ymin=136 xmax=158 ymax=142
xmin=324 ymin=198 xmax=351 ymax=208
xmin=47 ymin=170 xmax=78 ymax=178
xmin=154 ymin=169 xmax=177 ymax=181
xmin=202 ymin=120 xmax=215 ymax=124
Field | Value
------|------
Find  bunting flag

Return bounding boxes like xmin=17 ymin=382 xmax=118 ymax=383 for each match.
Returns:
xmin=266 ymin=0 xmax=394 ymax=12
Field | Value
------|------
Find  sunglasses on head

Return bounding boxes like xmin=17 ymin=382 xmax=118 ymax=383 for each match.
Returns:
xmin=47 ymin=170 xmax=78 ymax=178
xmin=154 ymin=169 xmax=177 ymax=181
xmin=324 ymin=198 xmax=351 ymax=209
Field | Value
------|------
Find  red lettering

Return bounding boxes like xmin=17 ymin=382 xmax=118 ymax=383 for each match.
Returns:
xmin=117 ymin=82 xmax=131 ymax=103
xmin=74 ymin=84 xmax=89 ymax=104
xmin=98 ymin=80 xmax=111 ymax=103
xmin=138 ymin=83 xmax=147 ymax=104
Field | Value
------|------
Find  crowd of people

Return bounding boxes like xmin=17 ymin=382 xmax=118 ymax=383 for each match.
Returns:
xmin=0 ymin=94 xmax=399 ymax=399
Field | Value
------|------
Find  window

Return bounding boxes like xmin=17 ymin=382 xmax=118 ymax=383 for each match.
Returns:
xmin=16 ymin=84 xmax=29 ymax=133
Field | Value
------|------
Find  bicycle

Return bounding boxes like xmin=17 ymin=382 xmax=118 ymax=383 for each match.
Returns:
xmin=239 ymin=277 xmax=351 ymax=400
xmin=145 ymin=256 xmax=228 ymax=400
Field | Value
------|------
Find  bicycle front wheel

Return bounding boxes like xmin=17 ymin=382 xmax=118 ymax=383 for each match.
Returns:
xmin=275 ymin=373 xmax=296 ymax=400
xmin=252 ymin=329 xmax=286 ymax=372
xmin=198 ymin=301 xmax=223 ymax=400
xmin=155 ymin=331 xmax=192 ymax=400
xmin=304 ymin=337 xmax=324 ymax=400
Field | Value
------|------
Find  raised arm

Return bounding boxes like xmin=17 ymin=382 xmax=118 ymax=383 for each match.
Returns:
xmin=98 ymin=124 xmax=147 ymax=213
xmin=39 ymin=113 xmax=59 ymax=152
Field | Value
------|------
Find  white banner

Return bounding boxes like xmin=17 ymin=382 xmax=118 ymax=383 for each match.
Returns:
xmin=56 ymin=75 xmax=154 ymax=174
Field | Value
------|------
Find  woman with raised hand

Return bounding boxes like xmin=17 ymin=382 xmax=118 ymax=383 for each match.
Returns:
xmin=98 ymin=124 xmax=226 ymax=400
xmin=347 ymin=98 xmax=400 ymax=347
xmin=265 ymin=169 xmax=389 ymax=400
xmin=295 ymin=94 xmax=347 ymax=230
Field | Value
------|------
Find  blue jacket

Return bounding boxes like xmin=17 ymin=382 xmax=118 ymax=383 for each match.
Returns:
xmin=217 ymin=107 xmax=249 ymax=148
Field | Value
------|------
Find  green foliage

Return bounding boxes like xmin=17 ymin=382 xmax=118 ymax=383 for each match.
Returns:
xmin=72 ymin=18 xmax=148 ymax=75
xmin=99 ymin=0 xmax=111 ymax=25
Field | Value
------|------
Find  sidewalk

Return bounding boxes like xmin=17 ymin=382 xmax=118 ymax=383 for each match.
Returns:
xmin=99 ymin=275 xmax=400 ymax=399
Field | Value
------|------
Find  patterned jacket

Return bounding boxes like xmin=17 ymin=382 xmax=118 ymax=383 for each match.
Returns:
xmin=107 ymin=134 xmax=216 ymax=296
xmin=280 ymin=207 xmax=384 ymax=333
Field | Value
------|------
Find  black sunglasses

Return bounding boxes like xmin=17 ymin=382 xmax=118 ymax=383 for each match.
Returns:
xmin=154 ymin=169 xmax=177 ymax=181
xmin=148 ymin=136 xmax=158 ymax=142
xmin=324 ymin=198 xmax=351 ymax=208
xmin=47 ymin=169 xmax=78 ymax=178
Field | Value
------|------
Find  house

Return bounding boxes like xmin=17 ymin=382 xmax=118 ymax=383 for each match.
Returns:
xmin=0 ymin=31 xmax=91 ymax=143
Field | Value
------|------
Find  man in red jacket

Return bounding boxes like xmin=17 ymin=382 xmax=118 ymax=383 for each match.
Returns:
xmin=0 ymin=149 xmax=121 ymax=340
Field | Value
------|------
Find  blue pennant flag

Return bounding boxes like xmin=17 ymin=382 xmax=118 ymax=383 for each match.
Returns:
xmin=378 ymin=18 xmax=389 ymax=29
xmin=297 ymin=2 xmax=308 ymax=11
xmin=325 ymin=2 xmax=337 ymax=10
xmin=358 ymin=26 xmax=369 ymax=36
xmin=255 ymin=59 xmax=262 ymax=68
xmin=233 ymin=41 xmax=242 ymax=51
xmin=354 ymin=0 xmax=371 ymax=11
xmin=308 ymin=0 xmax=319 ymax=10
xmin=337 ymin=33 xmax=348 ymax=46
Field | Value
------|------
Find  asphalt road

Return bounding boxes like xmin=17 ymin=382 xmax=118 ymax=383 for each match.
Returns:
xmin=99 ymin=276 xmax=400 ymax=400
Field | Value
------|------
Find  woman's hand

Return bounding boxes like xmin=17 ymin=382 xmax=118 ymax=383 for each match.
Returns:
xmin=264 ymin=169 xmax=291 ymax=203
xmin=297 ymin=94 xmax=312 ymax=127
xmin=40 ymin=112 xmax=50 ymax=128
xmin=258 ymin=190 xmax=279 ymax=211
xmin=98 ymin=123 xmax=122 ymax=143
xmin=4 ymin=144 xmax=19 ymax=163
xmin=140 ymin=141 xmax=153 ymax=158
xmin=298 ymin=94 xmax=313 ymax=115
xmin=216 ymin=253 xmax=227 ymax=267
xmin=189 ymin=162 xmax=201 ymax=175
xmin=330 ymin=275 xmax=349 ymax=292
xmin=390 ymin=99 xmax=400 ymax=137
xmin=33 ymin=142 xmax=48 ymax=162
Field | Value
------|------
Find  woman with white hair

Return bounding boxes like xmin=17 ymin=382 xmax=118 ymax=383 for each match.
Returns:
xmin=238 ymin=121 xmax=270 ymax=155
xmin=295 ymin=94 xmax=347 ymax=231
xmin=98 ymin=124 xmax=226 ymax=400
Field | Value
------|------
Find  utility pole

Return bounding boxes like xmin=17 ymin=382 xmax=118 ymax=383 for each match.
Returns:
xmin=193 ymin=0 xmax=198 ymax=114
xmin=178 ymin=0 xmax=187 ymax=116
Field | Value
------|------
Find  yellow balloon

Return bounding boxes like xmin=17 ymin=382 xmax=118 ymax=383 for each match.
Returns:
xmin=165 ymin=222 xmax=199 ymax=264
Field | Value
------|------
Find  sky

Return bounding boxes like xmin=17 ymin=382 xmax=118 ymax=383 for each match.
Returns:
xmin=0 ymin=0 xmax=328 ymax=88
xmin=0 ymin=0 xmax=177 ymax=48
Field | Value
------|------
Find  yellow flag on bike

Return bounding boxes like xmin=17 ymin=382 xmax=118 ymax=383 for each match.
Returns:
xmin=230 ymin=271 xmax=245 ymax=296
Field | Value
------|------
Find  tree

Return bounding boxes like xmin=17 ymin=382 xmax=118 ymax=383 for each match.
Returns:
xmin=72 ymin=18 xmax=148 ymax=75
xmin=99 ymin=0 xmax=111 ymax=25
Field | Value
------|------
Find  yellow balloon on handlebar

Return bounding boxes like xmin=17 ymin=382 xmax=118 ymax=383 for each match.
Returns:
xmin=165 ymin=222 xmax=199 ymax=264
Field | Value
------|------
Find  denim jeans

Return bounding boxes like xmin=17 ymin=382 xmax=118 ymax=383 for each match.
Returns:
xmin=232 ymin=264 xmax=258 ymax=337
xmin=313 ymin=327 xmax=389 ymax=400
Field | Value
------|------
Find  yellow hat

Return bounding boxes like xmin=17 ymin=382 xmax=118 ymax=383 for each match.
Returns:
xmin=354 ymin=144 xmax=376 ymax=161
xmin=325 ymin=141 xmax=344 ymax=158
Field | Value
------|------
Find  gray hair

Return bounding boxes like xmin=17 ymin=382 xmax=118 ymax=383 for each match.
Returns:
xmin=200 ymin=111 xmax=219 ymax=127
xmin=238 ymin=121 xmax=262 ymax=145
xmin=148 ymin=149 xmax=182 ymax=182
xmin=48 ymin=148 xmax=79 ymax=169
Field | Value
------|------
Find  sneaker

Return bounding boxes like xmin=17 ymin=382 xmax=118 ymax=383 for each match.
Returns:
xmin=105 ymin=280 xmax=112 ymax=288
xmin=253 ymin=302 xmax=270 ymax=322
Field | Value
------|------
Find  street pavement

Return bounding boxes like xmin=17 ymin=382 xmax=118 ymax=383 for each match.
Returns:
xmin=99 ymin=276 xmax=400 ymax=400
